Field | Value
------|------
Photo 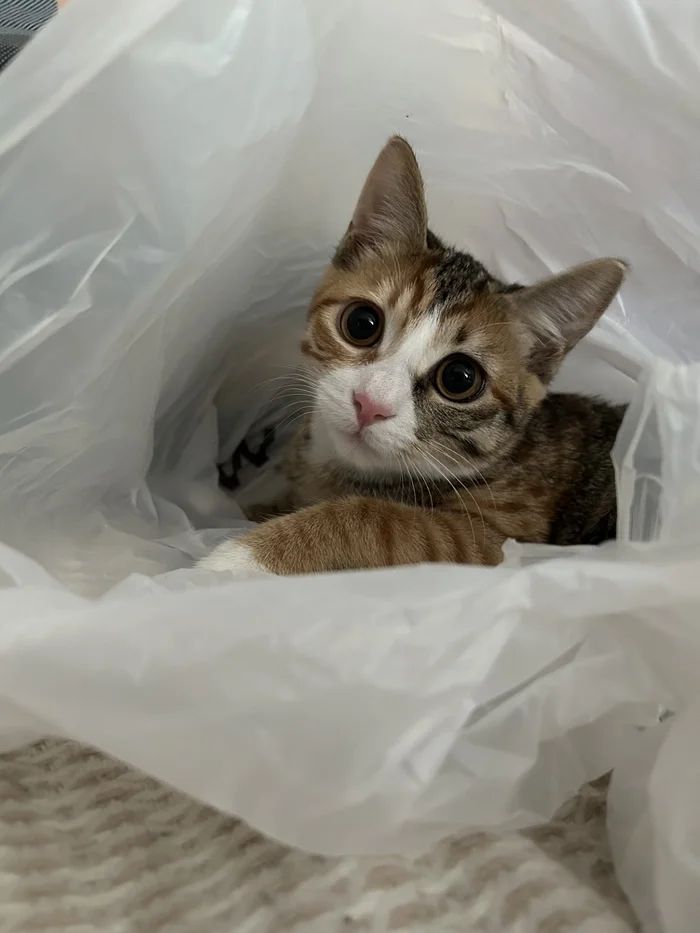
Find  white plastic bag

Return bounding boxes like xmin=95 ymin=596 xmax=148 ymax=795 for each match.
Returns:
xmin=1 ymin=1 xmax=699 ymax=930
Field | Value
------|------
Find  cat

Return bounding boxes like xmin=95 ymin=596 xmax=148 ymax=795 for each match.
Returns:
xmin=201 ymin=136 xmax=627 ymax=576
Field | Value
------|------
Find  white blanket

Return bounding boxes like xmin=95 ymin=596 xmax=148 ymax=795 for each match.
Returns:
xmin=0 ymin=740 xmax=637 ymax=933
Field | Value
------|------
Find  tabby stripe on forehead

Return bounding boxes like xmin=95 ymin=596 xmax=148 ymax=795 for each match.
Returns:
xmin=386 ymin=280 xmax=404 ymax=311
xmin=410 ymin=272 xmax=427 ymax=314
xmin=455 ymin=322 xmax=474 ymax=344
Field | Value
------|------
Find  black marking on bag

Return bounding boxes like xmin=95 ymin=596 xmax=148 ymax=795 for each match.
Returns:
xmin=218 ymin=426 xmax=276 ymax=491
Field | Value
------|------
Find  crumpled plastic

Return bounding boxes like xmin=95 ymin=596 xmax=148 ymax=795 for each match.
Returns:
xmin=0 ymin=1 xmax=699 ymax=930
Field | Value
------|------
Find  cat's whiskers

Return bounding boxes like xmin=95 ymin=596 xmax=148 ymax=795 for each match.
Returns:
xmin=394 ymin=452 xmax=411 ymax=520
xmin=271 ymin=400 xmax=313 ymax=416
xmin=419 ymin=440 xmax=472 ymax=481
xmin=407 ymin=457 xmax=420 ymax=514
xmin=262 ymin=380 xmax=317 ymax=413
xmin=421 ymin=449 xmax=484 ymax=546
xmin=268 ymin=380 xmax=318 ymax=399
xmin=399 ymin=451 xmax=419 ymax=516
xmin=264 ymin=374 xmax=318 ymax=398
xmin=239 ymin=370 xmax=317 ymax=403
xmin=408 ymin=457 xmax=436 ymax=515
xmin=430 ymin=439 xmax=498 ymax=518
xmin=273 ymin=416 xmax=309 ymax=439
xmin=431 ymin=445 xmax=491 ymax=541
xmin=271 ymin=401 xmax=312 ymax=422
xmin=269 ymin=390 xmax=315 ymax=407
xmin=425 ymin=454 xmax=484 ymax=547
xmin=273 ymin=407 xmax=315 ymax=436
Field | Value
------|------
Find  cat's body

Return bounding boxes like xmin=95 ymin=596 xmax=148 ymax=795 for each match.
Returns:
xmin=202 ymin=138 xmax=626 ymax=576
xmin=266 ymin=392 xmax=623 ymax=545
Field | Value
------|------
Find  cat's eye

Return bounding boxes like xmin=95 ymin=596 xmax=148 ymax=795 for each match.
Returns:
xmin=339 ymin=302 xmax=384 ymax=347
xmin=434 ymin=354 xmax=485 ymax=402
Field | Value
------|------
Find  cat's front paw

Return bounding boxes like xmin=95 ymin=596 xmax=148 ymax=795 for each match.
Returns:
xmin=200 ymin=510 xmax=320 ymax=576
xmin=198 ymin=535 xmax=272 ymax=576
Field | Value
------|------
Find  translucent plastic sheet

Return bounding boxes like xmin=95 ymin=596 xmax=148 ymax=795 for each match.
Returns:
xmin=0 ymin=1 xmax=699 ymax=930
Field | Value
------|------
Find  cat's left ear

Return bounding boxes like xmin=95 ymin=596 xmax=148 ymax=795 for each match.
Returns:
xmin=514 ymin=258 xmax=627 ymax=381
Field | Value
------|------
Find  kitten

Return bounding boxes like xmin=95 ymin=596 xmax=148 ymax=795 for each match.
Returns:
xmin=202 ymin=137 xmax=626 ymax=576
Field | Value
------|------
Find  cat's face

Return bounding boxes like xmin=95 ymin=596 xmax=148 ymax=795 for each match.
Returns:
xmin=302 ymin=253 xmax=540 ymax=478
xmin=300 ymin=137 xmax=625 ymax=480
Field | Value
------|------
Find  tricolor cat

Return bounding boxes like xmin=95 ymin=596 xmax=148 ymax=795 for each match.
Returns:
xmin=202 ymin=137 xmax=626 ymax=576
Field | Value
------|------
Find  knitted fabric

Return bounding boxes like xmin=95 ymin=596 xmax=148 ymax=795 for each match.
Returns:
xmin=0 ymin=740 xmax=639 ymax=932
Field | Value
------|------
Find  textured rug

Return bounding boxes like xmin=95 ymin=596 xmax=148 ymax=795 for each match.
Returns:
xmin=0 ymin=740 xmax=640 ymax=932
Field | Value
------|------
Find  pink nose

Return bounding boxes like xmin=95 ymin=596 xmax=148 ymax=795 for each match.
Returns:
xmin=353 ymin=391 xmax=393 ymax=430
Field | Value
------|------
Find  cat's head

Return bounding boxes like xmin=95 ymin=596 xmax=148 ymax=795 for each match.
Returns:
xmin=301 ymin=136 xmax=626 ymax=479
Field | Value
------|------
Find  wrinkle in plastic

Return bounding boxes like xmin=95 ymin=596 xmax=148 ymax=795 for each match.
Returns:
xmin=0 ymin=1 xmax=699 ymax=930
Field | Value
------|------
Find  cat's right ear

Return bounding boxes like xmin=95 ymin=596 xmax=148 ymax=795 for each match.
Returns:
xmin=334 ymin=136 xmax=428 ymax=268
